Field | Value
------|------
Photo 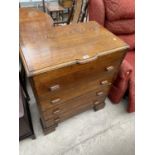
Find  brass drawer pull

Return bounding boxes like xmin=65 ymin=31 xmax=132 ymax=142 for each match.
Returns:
xmin=54 ymin=117 xmax=60 ymax=123
xmin=50 ymin=98 xmax=61 ymax=104
xmin=94 ymin=101 xmax=100 ymax=105
xmin=107 ymin=82 xmax=112 ymax=86
xmin=100 ymin=80 xmax=111 ymax=86
xmin=50 ymin=84 xmax=60 ymax=91
xmin=106 ymin=66 xmax=114 ymax=71
xmin=96 ymin=91 xmax=104 ymax=96
xmin=53 ymin=109 xmax=60 ymax=115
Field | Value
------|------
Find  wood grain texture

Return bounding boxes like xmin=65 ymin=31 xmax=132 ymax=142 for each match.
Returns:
xmin=32 ymin=51 xmax=124 ymax=102
xmin=20 ymin=8 xmax=53 ymax=30
xmin=41 ymin=88 xmax=106 ymax=121
xmin=72 ymin=0 xmax=83 ymax=23
xmin=59 ymin=0 xmax=73 ymax=8
xmin=19 ymin=8 xmax=129 ymax=134
xmin=42 ymin=98 xmax=105 ymax=128
xmin=38 ymin=85 xmax=109 ymax=112
xmin=20 ymin=8 xmax=129 ymax=77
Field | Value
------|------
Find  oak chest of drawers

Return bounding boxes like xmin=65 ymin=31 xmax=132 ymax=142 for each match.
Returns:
xmin=19 ymin=8 xmax=129 ymax=134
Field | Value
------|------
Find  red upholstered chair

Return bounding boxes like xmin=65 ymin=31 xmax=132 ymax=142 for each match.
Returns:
xmin=89 ymin=0 xmax=135 ymax=112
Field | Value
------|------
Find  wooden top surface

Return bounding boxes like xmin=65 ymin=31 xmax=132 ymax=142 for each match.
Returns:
xmin=20 ymin=8 xmax=129 ymax=77
xmin=20 ymin=8 xmax=53 ymax=33
xmin=45 ymin=2 xmax=65 ymax=12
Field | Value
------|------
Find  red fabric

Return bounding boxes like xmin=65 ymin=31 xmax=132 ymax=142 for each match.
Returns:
xmin=125 ymin=51 xmax=135 ymax=112
xmin=128 ymin=69 xmax=135 ymax=112
xmin=108 ymin=56 xmax=132 ymax=103
xmin=88 ymin=0 xmax=105 ymax=26
xmin=88 ymin=0 xmax=135 ymax=113
xmin=108 ymin=51 xmax=135 ymax=112
xmin=104 ymin=0 xmax=135 ymax=21
xmin=118 ymin=34 xmax=135 ymax=50
xmin=105 ymin=19 xmax=135 ymax=35
xmin=125 ymin=51 xmax=135 ymax=65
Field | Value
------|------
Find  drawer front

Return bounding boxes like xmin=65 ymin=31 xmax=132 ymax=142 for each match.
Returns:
xmin=43 ymin=104 xmax=93 ymax=128
xmin=42 ymin=98 xmax=105 ymax=128
xmin=32 ymin=51 xmax=125 ymax=101
xmin=41 ymin=88 xmax=107 ymax=121
xmin=39 ymin=84 xmax=110 ymax=111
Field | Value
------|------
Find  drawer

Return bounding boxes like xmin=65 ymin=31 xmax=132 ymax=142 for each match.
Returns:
xmin=42 ymin=104 xmax=93 ymax=128
xmin=42 ymin=98 xmax=105 ymax=128
xmin=41 ymin=88 xmax=107 ymax=121
xmin=38 ymin=83 xmax=110 ymax=111
xmin=32 ymin=51 xmax=124 ymax=100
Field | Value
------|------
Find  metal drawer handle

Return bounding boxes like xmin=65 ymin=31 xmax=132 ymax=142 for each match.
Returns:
xmin=106 ymin=66 xmax=114 ymax=71
xmin=50 ymin=98 xmax=61 ymax=104
xmin=50 ymin=84 xmax=60 ymax=91
xmin=96 ymin=91 xmax=104 ymax=96
xmin=94 ymin=101 xmax=100 ymax=105
xmin=54 ymin=117 xmax=60 ymax=123
xmin=53 ymin=109 xmax=60 ymax=115
xmin=100 ymin=80 xmax=112 ymax=86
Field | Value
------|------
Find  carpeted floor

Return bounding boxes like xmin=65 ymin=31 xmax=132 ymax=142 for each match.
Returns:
xmin=19 ymin=85 xmax=135 ymax=155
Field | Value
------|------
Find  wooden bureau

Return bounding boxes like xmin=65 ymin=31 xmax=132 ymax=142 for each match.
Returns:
xmin=19 ymin=8 xmax=129 ymax=134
